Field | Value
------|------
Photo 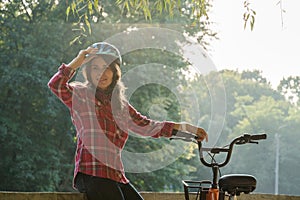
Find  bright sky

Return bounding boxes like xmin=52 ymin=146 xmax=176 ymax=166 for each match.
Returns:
xmin=208 ymin=0 xmax=300 ymax=88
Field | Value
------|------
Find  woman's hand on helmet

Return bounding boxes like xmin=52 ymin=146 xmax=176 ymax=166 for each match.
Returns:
xmin=67 ymin=47 xmax=98 ymax=70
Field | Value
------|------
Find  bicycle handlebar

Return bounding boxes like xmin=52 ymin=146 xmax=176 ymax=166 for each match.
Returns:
xmin=170 ymin=132 xmax=267 ymax=168
xmin=199 ymin=133 xmax=267 ymax=168
xmin=171 ymin=132 xmax=267 ymax=192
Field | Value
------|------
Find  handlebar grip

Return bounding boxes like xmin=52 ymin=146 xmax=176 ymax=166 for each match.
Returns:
xmin=211 ymin=148 xmax=230 ymax=154
xmin=249 ymin=133 xmax=267 ymax=140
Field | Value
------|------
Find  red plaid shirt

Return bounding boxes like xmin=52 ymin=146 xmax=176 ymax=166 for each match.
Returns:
xmin=48 ymin=64 xmax=174 ymax=186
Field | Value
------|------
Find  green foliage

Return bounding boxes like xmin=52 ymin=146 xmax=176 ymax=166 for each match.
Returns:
xmin=65 ymin=0 xmax=216 ymax=48
xmin=278 ymin=76 xmax=300 ymax=106
xmin=243 ymin=0 xmax=256 ymax=31
xmin=184 ymin=70 xmax=300 ymax=195
xmin=0 ymin=0 xmax=79 ymax=191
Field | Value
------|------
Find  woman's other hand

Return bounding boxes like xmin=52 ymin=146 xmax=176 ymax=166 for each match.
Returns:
xmin=173 ymin=123 xmax=208 ymax=142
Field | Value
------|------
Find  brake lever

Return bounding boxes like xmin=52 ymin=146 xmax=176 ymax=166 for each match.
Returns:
xmin=236 ymin=140 xmax=246 ymax=145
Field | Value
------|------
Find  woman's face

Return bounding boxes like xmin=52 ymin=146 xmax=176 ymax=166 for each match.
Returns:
xmin=89 ymin=57 xmax=114 ymax=90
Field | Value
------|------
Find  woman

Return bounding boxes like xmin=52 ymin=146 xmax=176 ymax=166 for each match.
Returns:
xmin=48 ymin=42 xmax=208 ymax=200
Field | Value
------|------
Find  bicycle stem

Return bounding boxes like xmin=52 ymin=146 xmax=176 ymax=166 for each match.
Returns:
xmin=212 ymin=165 xmax=218 ymax=189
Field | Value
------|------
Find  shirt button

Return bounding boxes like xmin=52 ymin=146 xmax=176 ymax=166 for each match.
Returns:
xmin=119 ymin=173 xmax=122 ymax=179
xmin=116 ymin=130 xmax=120 ymax=138
xmin=116 ymin=171 xmax=122 ymax=179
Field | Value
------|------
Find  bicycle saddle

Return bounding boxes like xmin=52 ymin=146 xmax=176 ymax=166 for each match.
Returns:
xmin=219 ymin=174 xmax=256 ymax=196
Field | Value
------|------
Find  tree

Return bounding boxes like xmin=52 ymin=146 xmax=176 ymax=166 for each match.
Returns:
xmin=241 ymin=70 xmax=268 ymax=84
xmin=228 ymin=96 xmax=299 ymax=194
xmin=0 ymin=0 xmax=79 ymax=191
xmin=278 ymin=76 xmax=300 ymax=106
xmin=185 ymin=70 xmax=300 ymax=195
xmin=65 ymin=0 xmax=216 ymax=48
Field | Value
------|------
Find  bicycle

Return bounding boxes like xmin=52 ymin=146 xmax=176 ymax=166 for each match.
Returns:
xmin=170 ymin=132 xmax=267 ymax=200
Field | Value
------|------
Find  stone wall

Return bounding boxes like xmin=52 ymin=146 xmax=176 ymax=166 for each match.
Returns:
xmin=0 ymin=192 xmax=299 ymax=200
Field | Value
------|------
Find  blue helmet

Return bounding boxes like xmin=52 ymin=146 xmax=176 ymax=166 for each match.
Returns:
xmin=88 ymin=42 xmax=122 ymax=64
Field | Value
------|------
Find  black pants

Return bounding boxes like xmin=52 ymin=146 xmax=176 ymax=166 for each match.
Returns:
xmin=75 ymin=172 xmax=144 ymax=200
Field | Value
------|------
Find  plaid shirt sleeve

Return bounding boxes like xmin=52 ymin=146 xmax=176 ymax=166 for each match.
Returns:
xmin=47 ymin=64 xmax=76 ymax=109
xmin=127 ymin=104 xmax=175 ymax=138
